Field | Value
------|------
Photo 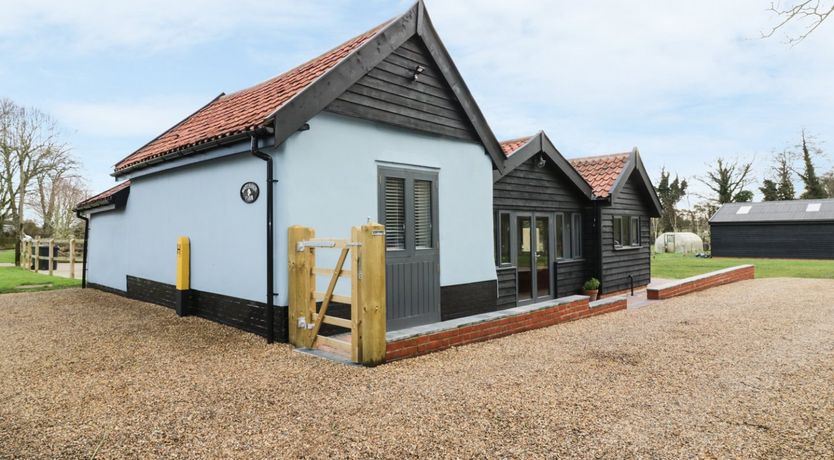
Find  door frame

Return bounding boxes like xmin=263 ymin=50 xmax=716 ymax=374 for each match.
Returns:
xmin=377 ymin=165 xmax=441 ymax=330
xmin=498 ymin=210 xmax=555 ymax=306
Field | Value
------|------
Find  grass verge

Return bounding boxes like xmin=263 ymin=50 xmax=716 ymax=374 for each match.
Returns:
xmin=651 ymin=252 xmax=834 ymax=279
xmin=0 ymin=249 xmax=14 ymax=264
xmin=0 ymin=266 xmax=81 ymax=294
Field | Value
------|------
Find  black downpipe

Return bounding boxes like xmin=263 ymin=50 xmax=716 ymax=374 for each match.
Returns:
xmin=76 ymin=212 xmax=90 ymax=288
xmin=594 ymin=201 xmax=604 ymax=289
xmin=628 ymin=274 xmax=634 ymax=296
xmin=250 ymin=134 xmax=275 ymax=344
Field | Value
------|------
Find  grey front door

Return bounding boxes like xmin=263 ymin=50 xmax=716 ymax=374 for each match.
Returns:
xmin=506 ymin=212 xmax=553 ymax=305
xmin=378 ymin=166 xmax=440 ymax=330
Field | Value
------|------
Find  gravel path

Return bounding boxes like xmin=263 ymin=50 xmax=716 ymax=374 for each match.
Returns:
xmin=1 ymin=278 xmax=833 ymax=459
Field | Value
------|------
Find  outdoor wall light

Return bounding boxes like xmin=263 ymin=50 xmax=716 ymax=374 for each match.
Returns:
xmin=536 ymin=154 xmax=547 ymax=168
xmin=413 ymin=65 xmax=425 ymax=81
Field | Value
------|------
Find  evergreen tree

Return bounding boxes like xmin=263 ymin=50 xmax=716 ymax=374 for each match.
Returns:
xmin=733 ymin=190 xmax=754 ymax=202
xmin=797 ymin=130 xmax=827 ymax=199
xmin=774 ymin=150 xmax=796 ymax=200
xmin=656 ymin=168 xmax=687 ymax=233
xmin=759 ymin=179 xmax=779 ymax=201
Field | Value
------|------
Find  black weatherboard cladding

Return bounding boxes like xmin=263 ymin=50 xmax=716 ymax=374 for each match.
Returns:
xmin=711 ymin=222 xmax=834 ymax=259
xmin=326 ymin=37 xmax=477 ymax=141
xmin=440 ymin=280 xmax=498 ymax=321
xmin=494 ymin=154 xmax=597 ymax=299
xmin=123 ymin=276 xmax=289 ymax=342
xmin=495 ymin=266 xmax=517 ymax=310
xmin=600 ymin=171 xmax=652 ymax=294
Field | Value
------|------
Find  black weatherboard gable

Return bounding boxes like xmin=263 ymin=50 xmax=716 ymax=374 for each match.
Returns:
xmin=268 ymin=0 xmax=507 ymax=173
xmin=496 ymin=131 xmax=594 ymax=199
xmin=607 ymin=148 xmax=662 ymax=217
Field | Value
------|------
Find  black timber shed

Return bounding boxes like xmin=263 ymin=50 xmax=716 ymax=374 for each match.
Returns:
xmin=710 ymin=199 xmax=834 ymax=259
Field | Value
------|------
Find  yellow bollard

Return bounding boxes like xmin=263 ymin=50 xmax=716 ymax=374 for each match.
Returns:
xmin=175 ymin=236 xmax=191 ymax=316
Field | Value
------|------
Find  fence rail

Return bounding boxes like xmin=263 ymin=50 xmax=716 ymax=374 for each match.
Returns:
xmin=288 ymin=223 xmax=386 ymax=365
xmin=20 ymin=238 xmax=85 ymax=279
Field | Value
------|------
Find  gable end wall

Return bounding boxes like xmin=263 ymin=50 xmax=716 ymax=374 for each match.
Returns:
xmin=600 ymin=170 xmax=653 ymax=294
xmin=326 ymin=37 xmax=477 ymax=141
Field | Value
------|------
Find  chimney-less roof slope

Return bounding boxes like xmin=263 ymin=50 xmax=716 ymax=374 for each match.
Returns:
xmin=75 ymin=180 xmax=131 ymax=211
xmin=500 ymin=136 xmax=534 ymax=156
xmin=710 ymin=198 xmax=834 ymax=223
xmin=114 ymin=20 xmax=391 ymax=174
xmin=569 ymin=153 xmax=630 ymax=198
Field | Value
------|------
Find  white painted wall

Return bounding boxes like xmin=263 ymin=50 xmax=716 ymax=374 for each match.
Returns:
xmin=86 ymin=153 xmax=267 ymax=301
xmin=86 ymin=111 xmax=497 ymax=307
xmin=273 ymin=112 xmax=496 ymax=305
xmin=86 ymin=208 xmax=129 ymax=290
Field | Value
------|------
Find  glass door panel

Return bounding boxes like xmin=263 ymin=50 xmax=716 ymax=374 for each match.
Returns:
xmin=516 ymin=216 xmax=532 ymax=300
xmin=535 ymin=216 xmax=550 ymax=298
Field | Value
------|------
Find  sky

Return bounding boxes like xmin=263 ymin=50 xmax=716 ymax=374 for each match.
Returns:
xmin=1 ymin=0 xmax=832 ymax=204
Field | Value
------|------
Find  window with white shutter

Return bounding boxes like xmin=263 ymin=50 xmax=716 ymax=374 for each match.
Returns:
xmin=414 ymin=179 xmax=433 ymax=249
xmin=384 ymin=177 xmax=405 ymax=250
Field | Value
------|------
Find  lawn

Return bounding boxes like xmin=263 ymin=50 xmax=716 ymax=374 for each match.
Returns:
xmin=0 ymin=266 xmax=81 ymax=294
xmin=0 ymin=249 xmax=13 ymax=264
xmin=652 ymin=252 xmax=834 ymax=279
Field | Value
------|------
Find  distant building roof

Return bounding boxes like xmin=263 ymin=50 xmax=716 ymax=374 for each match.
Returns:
xmin=710 ymin=199 xmax=834 ymax=223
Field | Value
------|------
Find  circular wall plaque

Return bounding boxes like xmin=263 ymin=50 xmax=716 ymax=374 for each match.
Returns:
xmin=240 ymin=182 xmax=259 ymax=204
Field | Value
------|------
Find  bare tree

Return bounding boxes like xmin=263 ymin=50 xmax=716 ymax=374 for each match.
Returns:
xmin=697 ymin=158 xmax=755 ymax=204
xmin=0 ymin=99 xmax=18 ymax=228
xmin=763 ymin=1 xmax=834 ymax=44
xmin=31 ymin=162 xmax=79 ymax=231
xmin=822 ymin=169 xmax=834 ymax=197
xmin=0 ymin=98 xmax=76 ymax=264
xmin=33 ymin=176 xmax=89 ymax=239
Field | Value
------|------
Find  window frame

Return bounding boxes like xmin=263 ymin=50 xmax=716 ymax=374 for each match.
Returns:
xmin=378 ymin=166 xmax=439 ymax=258
xmin=571 ymin=213 xmax=583 ymax=259
xmin=495 ymin=211 xmax=512 ymax=266
xmin=495 ymin=210 xmax=585 ymax=265
xmin=613 ymin=214 xmax=642 ymax=250
xmin=554 ymin=212 xmax=566 ymax=259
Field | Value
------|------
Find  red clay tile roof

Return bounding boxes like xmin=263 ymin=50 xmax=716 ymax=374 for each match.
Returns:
xmin=76 ymin=180 xmax=131 ymax=210
xmin=500 ymin=136 xmax=533 ymax=156
xmin=569 ymin=153 xmax=631 ymax=198
xmin=114 ymin=20 xmax=391 ymax=174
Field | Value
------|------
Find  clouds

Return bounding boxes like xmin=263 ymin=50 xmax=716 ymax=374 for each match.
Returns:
xmin=51 ymin=97 xmax=210 ymax=138
xmin=0 ymin=0 xmax=339 ymax=54
xmin=425 ymin=0 xmax=834 ymax=197
xmin=1 ymin=0 xmax=832 ymax=200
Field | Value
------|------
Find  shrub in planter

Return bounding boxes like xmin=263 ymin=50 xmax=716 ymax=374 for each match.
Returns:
xmin=582 ymin=277 xmax=600 ymax=301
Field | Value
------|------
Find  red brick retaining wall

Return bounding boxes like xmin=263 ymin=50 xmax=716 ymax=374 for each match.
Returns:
xmin=646 ymin=265 xmax=755 ymax=301
xmin=599 ymin=284 xmax=649 ymax=299
xmin=386 ymin=295 xmax=627 ymax=362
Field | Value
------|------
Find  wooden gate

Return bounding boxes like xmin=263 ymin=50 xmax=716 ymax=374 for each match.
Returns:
xmin=288 ymin=223 xmax=386 ymax=365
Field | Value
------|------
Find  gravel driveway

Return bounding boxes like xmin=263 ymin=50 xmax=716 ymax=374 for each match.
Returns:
xmin=1 ymin=278 xmax=833 ymax=459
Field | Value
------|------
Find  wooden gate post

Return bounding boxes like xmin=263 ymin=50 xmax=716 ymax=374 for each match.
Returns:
xmin=357 ymin=223 xmax=386 ymax=365
xmin=21 ymin=240 xmax=28 ymax=270
xmin=288 ymin=225 xmax=315 ymax=347
xmin=34 ymin=238 xmax=40 ymax=273
xmin=69 ymin=239 xmax=76 ymax=279
xmin=48 ymin=239 xmax=55 ymax=276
